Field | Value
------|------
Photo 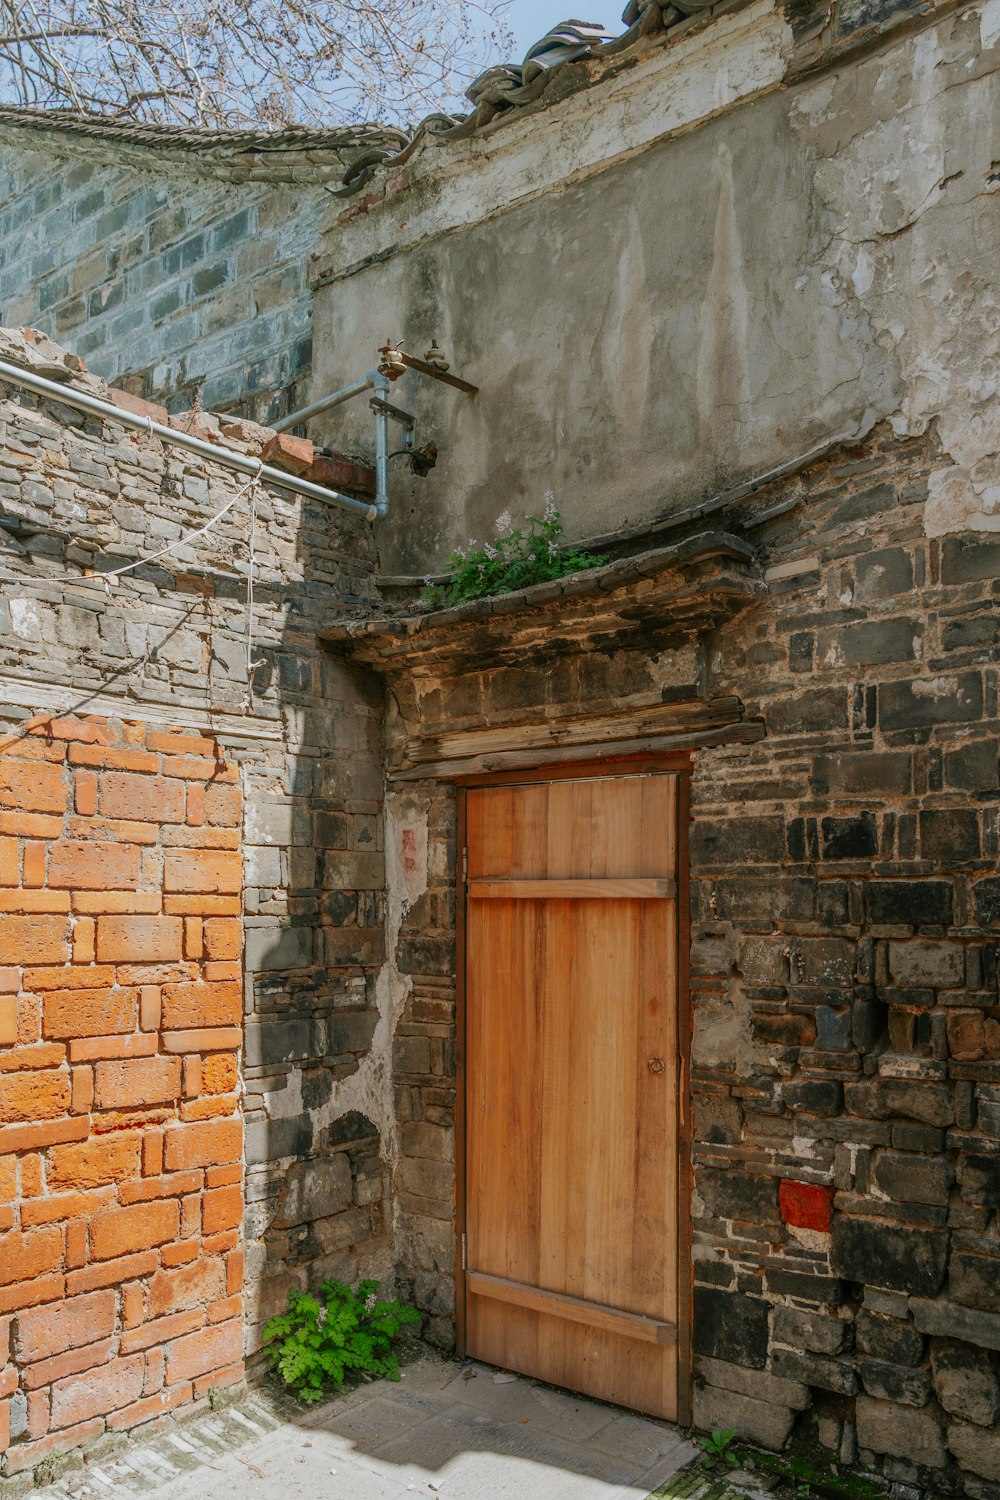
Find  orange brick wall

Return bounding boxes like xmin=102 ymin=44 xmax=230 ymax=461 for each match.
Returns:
xmin=0 ymin=714 xmax=244 ymax=1474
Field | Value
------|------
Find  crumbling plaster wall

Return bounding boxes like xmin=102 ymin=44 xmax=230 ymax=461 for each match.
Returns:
xmin=309 ymin=0 xmax=1000 ymax=577
xmin=0 ymin=149 xmax=328 ymax=421
xmin=794 ymin=1 xmax=1000 ymax=537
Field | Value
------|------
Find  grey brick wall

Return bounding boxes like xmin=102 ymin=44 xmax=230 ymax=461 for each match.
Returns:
xmin=0 ymin=148 xmax=330 ymax=422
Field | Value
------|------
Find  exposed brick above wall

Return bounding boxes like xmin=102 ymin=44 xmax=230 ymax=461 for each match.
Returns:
xmin=0 ymin=714 xmax=245 ymax=1474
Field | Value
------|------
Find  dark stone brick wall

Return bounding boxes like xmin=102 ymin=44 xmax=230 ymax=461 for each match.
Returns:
xmin=690 ymin=425 xmax=1000 ymax=1497
xmin=0 ymin=150 xmax=327 ymax=422
xmin=242 ymin=654 xmax=390 ymax=1344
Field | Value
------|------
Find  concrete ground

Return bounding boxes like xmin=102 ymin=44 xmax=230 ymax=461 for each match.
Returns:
xmin=37 ymin=1350 xmax=753 ymax=1500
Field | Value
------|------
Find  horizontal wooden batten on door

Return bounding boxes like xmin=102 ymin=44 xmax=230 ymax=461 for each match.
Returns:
xmin=467 ymin=877 xmax=676 ymax=900
xmin=467 ymin=1271 xmax=678 ymax=1346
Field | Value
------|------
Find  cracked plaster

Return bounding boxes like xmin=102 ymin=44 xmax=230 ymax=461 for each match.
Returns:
xmin=315 ymin=0 xmax=997 ymax=573
xmin=265 ymin=793 xmax=424 ymax=1162
xmin=792 ymin=3 xmax=1000 ymax=537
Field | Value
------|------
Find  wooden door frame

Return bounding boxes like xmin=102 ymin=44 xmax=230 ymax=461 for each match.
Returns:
xmin=453 ymin=750 xmax=693 ymax=1427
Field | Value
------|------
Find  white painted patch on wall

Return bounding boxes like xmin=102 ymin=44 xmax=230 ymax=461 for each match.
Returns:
xmin=296 ymin=791 xmax=430 ymax=1298
xmin=786 ymin=1223 xmax=830 ymax=1252
xmin=791 ymin=1135 xmax=822 ymax=1160
xmin=911 ymin=674 xmax=959 ymax=699
xmin=982 ymin=0 xmax=1000 ymax=51
xmin=9 ymin=598 xmax=41 ymax=638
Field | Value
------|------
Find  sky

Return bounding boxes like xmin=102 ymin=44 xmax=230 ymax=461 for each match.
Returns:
xmin=499 ymin=0 xmax=626 ymax=60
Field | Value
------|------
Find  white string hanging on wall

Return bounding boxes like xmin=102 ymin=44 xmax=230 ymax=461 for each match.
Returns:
xmin=242 ymin=479 xmax=269 ymax=708
xmin=25 ymin=456 xmax=265 ymax=595
xmin=1 ymin=458 xmax=270 ymax=746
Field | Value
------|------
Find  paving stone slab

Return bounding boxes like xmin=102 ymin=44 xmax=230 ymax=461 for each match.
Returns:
xmin=22 ymin=1351 xmax=761 ymax=1500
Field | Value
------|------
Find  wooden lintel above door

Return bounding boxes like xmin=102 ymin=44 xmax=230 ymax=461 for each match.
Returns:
xmin=320 ymin=532 xmax=761 ymax=667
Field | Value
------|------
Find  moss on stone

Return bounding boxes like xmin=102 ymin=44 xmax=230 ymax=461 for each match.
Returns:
xmin=733 ymin=1438 xmax=892 ymax=1500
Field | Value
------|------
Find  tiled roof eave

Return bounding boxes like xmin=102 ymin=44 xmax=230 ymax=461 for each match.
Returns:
xmin=0 ymin=2 xmax=748 ymax=188
xmin=0 ymin=109 xmax=406 ymax=183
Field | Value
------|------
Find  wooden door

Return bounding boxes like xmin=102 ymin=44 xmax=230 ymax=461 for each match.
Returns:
xmin=462 ymin=772 xmax=683 ymax=1421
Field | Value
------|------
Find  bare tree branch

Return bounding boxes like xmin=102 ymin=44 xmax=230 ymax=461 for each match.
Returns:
xmin=0 ymin=0 xmax=514 ymax=128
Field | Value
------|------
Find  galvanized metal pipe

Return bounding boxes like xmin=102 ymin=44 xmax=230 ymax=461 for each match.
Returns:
xmin=272 ymin=372 xmax=378 ymax=433
xmin=271 ymin=367 xmax=392 ymax=517
xmin=0 ymin=359 xmax=380 ymax=522
xmin=371 ymin=372 xmax=391 ymax=518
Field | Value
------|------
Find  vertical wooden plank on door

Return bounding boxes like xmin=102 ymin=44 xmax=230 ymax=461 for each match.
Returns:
xmin=631 ymin=775 xmax=678 ymax=1416
xmin=537 ymin=885 xmax=571 ymax=1389
xmin=467 ymin=897 xmax=543 ymax=1374
xmin=464 ymin=769 xmax=683 ymax=1421
xmin=512 ymin=782 xmax=548 ymax=877
xmin=675 ymin=769 xmax=693 ymax=1427
xmin=455 ymin=788 xmax=468 ymax=1358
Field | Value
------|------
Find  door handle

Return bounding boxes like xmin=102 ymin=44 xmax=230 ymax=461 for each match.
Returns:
xmin=648 ymin=1057 xmax=666 ymax=1074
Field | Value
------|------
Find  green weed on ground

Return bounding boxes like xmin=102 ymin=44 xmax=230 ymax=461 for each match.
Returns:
xmin=262 ymin=1279 xmax=421 ymax=1405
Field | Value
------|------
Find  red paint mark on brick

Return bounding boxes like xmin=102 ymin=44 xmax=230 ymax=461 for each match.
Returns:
xmin=402 ymin=826 xmax=418 ymax=875
xmin=779 ymin=1179 xmax=833 ymax=1233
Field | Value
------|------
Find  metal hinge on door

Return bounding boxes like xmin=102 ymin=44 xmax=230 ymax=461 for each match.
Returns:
xmin=462 ymin=846 xmax=468 ymax=882
xmin=461 ymin=1232 xmax=468 ymax=1271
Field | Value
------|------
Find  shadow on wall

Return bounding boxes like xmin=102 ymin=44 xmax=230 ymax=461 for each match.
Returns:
xmin=231 ymin=491 xmax=399 ymax=1352
xmin=384 ymin=781 xmax=460 ymax=1348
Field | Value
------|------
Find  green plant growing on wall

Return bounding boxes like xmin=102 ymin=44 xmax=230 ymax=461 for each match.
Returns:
xmin=262 ymin=1279 xmax=421 ymax=1405
xmin=698 ymin=1427 xmax=740 ymax=1471
xmin=421 ymin=499 xmax=603 ymax=608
